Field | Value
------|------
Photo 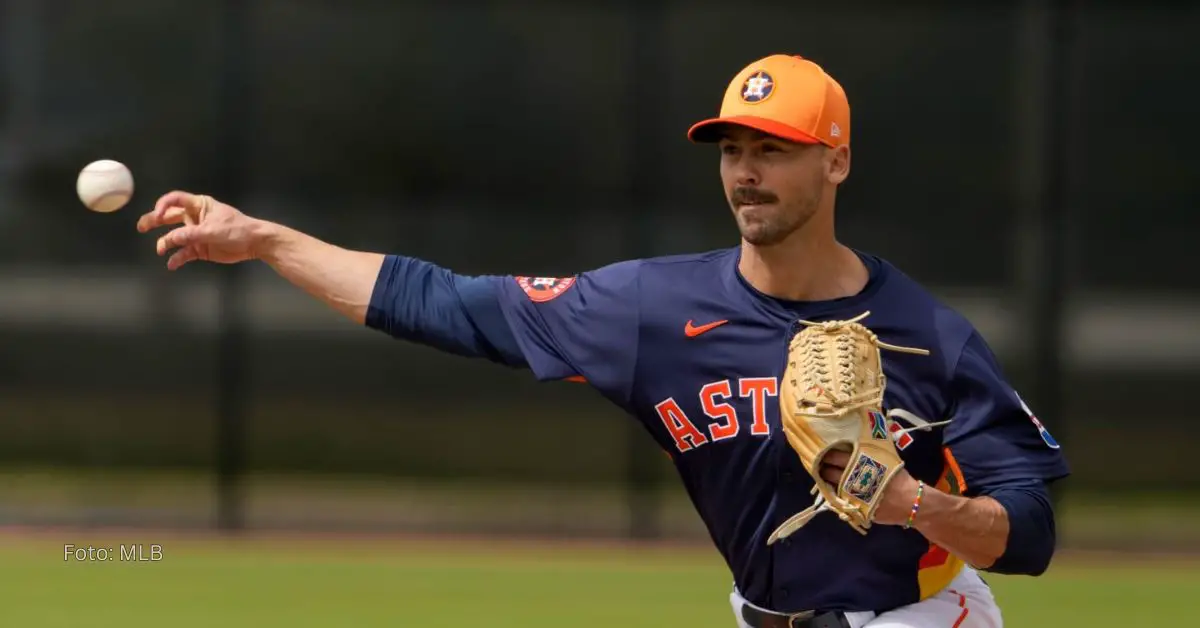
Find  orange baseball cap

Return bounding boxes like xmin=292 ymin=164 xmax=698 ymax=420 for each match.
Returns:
xmin=687 ymin=54 xmax=850 ymax=147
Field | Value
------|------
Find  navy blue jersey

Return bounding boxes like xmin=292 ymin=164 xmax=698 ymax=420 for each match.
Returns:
xmin=371 ymin=246 xmax=1069 ymax=613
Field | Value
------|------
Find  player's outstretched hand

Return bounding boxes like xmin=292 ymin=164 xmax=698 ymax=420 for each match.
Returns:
xmin=137 ymin=191 xmax=265 ymax=270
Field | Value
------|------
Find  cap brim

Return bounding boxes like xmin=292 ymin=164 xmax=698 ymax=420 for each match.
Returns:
xmin=687 ymin=115 xmax=824 ymax=145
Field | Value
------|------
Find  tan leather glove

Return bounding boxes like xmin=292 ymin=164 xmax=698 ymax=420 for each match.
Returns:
xmin=769 ymin=312 xmax=930 ymax=543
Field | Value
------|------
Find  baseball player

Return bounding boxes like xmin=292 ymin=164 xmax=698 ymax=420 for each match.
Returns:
xmin=138 ymin=54 xmax=1069 ymax=627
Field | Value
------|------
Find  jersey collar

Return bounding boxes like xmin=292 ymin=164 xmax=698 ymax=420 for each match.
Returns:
xmin=724 ymin=246 xmax=891 ymax=321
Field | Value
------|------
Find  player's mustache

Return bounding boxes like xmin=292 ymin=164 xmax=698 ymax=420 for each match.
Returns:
xmin=731 ymin=187 xmax=778 ymax=205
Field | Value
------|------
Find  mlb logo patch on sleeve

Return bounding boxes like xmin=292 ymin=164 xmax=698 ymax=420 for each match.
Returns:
xmin=516 ymin=276 xmax=576 ymax=303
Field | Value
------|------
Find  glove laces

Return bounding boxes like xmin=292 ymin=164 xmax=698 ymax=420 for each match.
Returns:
xmin=793 ymin=311 xmax=929 ymax=415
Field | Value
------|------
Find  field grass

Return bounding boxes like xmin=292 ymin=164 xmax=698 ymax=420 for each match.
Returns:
xmin=1 ymin=531 xmax=1197 ymax=627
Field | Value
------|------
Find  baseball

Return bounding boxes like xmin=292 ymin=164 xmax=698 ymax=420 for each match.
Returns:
xmin=76 ymin=159 xmax=134 ymax=213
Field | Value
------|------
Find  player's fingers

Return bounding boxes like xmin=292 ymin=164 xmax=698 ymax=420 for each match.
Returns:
xmin=156 ymin=225 xmax=204 ymax=256
xmin=153 ymin=190 xmax=204 ymax=215
xmin=820 ymin=465 xmax=843 ymax=485
xmin=166 ymin=246 xmax=199 ymax=271
xmin=137 ymin=206 xmax=188 ymax=233
xmin=140 ymin=191 xmax=209 ymax=232
xmin=824 ymin=451 xmax=851 ymax=468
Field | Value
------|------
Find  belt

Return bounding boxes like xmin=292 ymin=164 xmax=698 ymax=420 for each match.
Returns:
xmin=740 ymin=605 xmax=853 ymax=628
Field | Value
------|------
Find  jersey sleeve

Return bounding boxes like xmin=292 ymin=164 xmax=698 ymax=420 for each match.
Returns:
xmin=491 ymin=260 xmax=642 ymax=406
xmin=367 ymin=255 xmax=529 ymax=366
xmin=942 ymin=331 xmax=1070 ymax=495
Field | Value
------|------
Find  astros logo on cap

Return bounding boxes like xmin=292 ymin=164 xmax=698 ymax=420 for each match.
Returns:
xmin=741 ymin=71 xmax=774 ymax=103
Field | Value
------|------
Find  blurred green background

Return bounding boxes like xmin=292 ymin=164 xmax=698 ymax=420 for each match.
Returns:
xmin=1 ymin=1 xmax=1197 ymax=625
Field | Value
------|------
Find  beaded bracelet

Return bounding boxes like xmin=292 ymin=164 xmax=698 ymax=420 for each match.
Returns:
xmin=904 ymin=481 xmax=925 ymax=530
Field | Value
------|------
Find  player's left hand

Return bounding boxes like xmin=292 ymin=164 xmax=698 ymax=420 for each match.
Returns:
xmin=819 ymin=451 xmax=922 ymax=527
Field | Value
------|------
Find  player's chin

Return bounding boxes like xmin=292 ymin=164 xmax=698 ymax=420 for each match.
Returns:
xmin=736 ymin=215 xmax=789 ymax=247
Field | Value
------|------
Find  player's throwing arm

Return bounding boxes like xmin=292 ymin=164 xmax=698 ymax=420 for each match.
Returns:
xmin=138 ymin=191 xmax=385 ymax=325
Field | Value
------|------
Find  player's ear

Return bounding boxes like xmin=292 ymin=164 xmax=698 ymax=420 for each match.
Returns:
xmin=827 ymin=145 xmax=850 ymax=185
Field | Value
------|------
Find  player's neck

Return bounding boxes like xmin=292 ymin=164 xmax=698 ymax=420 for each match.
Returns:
xmin=738 ymin=225 xmax=867 ymax=303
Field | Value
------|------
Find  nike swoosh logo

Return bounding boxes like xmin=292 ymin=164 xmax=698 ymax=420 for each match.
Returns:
xmin=685 ymin=319 xmax=729 ymax=337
